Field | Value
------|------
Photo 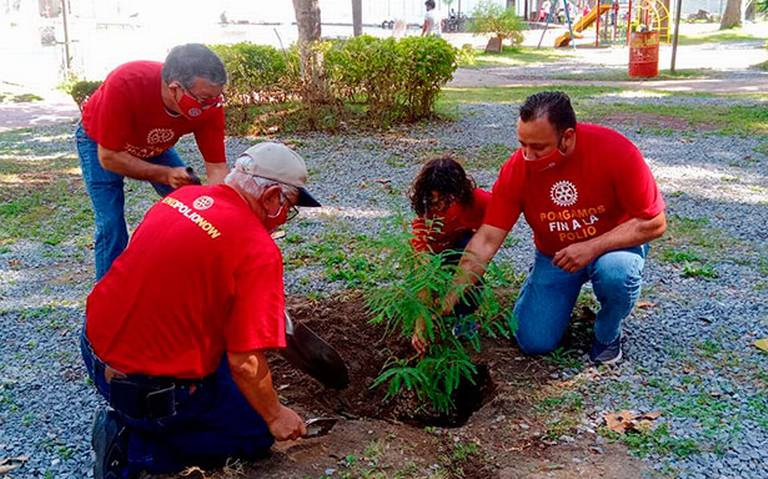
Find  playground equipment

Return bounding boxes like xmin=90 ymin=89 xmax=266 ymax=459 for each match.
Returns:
xmin=537 ymin=0 xmax=578 ymax=49
xmin=628 ymin=0 xmax=672 ymax=44
xmin=547 ymin=0 xmax=671 ymax=48
xmin=554 ymin=4 xmax=612 ymax=47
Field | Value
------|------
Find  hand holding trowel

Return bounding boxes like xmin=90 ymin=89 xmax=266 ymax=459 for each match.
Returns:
xmin=280 ymin=311 xmax=349 ymax=390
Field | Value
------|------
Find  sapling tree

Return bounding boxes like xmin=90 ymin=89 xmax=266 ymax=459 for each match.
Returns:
xmin=366 ymin=217 xmax=516 ymax=414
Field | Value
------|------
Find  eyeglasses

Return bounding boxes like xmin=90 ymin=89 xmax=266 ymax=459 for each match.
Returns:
xmin=178 ymin=84 xmax=223 ymax=109
xmin=286 ymin=204 xmax=299 ymax=222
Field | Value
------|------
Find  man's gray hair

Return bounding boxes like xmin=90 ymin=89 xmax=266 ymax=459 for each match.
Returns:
xmin=161 ymin=43 xmax=227 ymax=89
xmin=225 ymin=170 xmax=297 ymax=201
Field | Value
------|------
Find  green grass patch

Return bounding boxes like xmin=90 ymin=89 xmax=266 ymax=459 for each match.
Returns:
xmin=551 ymin=68 xmax=716 ymax=82
xmin=578 ymin=102 xmax=768 ymax=135
xmin=544 ymin=347 xmax=584 ymax=370
xmin=682 ymin=262 xmax=718 ymax=279
xmin=438 ymin=85 xmax=622 ymax=106
xmin=471 ymin=46 xmax=572 ymax=68
xmin=0 ymin=177 xmax=92 ymax=246
xmin=677 ymin=29 xmax=763 ymax=46
xmin=463 ymin=143 xmax=512 ymax=171
xmin=661 ymin=248 xmax=701 ymax=264
xmin=0 ymin=92 xmax=44 ymax=103
xmin=602 ymin=423 xmax=700 ymax=458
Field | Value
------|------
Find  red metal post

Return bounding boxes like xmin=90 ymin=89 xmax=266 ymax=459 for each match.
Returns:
xmin=626 ymin=0 xmax=632 ymax=45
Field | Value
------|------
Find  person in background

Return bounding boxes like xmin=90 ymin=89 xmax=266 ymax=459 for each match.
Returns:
xmin=422 ymin=0 xmax=442 ymax=36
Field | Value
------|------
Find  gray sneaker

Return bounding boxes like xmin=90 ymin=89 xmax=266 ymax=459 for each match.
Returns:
xmin=92 ymin=407 xmax=128 ymax=479
xmin=589 ymin=335 xmax=622 ymax=365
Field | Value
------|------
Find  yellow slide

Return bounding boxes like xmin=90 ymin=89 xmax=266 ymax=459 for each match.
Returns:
xmin=555 ymin=4 xmax=612 ymax=47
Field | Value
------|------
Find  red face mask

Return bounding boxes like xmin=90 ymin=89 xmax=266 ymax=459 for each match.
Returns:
xmin=522 ymin=136 xmax=568 ymax=173
xmin=176 ymin=90 xmax=222 ymax=120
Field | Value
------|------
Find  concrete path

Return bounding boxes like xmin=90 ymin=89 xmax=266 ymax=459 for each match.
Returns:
xmin=449 ymin=68 xmax=768 ymax=93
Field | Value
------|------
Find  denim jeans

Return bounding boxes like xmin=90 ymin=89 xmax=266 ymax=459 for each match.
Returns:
xmin=513 ymin=244 xmax=648 ymax=355
xmin=75 ymin=124 xmax=184 ymax=280
xmin=80 ymin=331 xmax=273 ymax=475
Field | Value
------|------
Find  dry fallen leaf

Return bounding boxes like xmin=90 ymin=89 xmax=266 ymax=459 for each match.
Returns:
xmin=0 ymin=455 xmax=29 ymax=474
xmin=603 ymin=410 xmax=662 ymax=434
xmin=636 ymin=301 xmax=656 ymax=309
xmin=755 ymin=338 xmax=768 ymax=353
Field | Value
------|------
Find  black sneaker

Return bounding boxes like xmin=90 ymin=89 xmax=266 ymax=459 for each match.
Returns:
xmin=92 ymin=407 xmax=129 ymax=479
xmin=589 ymin=335 xmax=622 ymax=365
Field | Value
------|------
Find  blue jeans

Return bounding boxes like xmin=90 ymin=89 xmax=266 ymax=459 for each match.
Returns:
xmin=513 ymin=245 xmax=648 ymax=355
xmin=75 ymin=124 xmax=184 ymax=280
xmin=80 ymin=331 xmax=273 ymax=475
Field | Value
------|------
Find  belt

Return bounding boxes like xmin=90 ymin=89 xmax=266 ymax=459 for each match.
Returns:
xmin=83 ymin=333 xmax=216 ymax=420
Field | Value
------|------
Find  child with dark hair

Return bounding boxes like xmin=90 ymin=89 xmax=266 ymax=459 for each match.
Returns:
xmin=408 ymin=155 xmax=491 ymax=353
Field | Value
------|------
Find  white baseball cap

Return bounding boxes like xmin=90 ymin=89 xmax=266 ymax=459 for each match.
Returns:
xmin=235 ymin=142 xmax=321 ymax=207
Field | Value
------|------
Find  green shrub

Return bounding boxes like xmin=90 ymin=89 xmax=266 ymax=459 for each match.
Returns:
xmin=210 ymin=37 xmax=456 ymax=134
xmin=397 ymin=35 xmax=458 ymax=120
xmin=59 ymin=78 xmax=102 ymax=111
xmin=456 ymin=44 xmax=478 ymax=66
xmin=468 ymin=1 xmax=525 ymax=46
xmin=324 ymin=35 xmax=456 ymax=124
xmin=324 ymin=35 xmax=403 ymax=122
xmin=209 ymin=42 xmax=300 ymax=104
xmin=209 ymin=42 xmax=302 ymax=134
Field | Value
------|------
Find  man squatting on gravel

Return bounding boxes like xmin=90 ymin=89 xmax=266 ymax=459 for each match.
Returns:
xmin=81 ymin=143 xmax=321 ymax=478
xmin=416 ymin=91 xmax=667 ymax=365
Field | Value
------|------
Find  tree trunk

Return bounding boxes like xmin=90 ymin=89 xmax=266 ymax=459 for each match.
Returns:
xmin=352 ymin=0 xmax=362 ymax=36
xmin=719 ymin=0 xmax=742 ymax=29
xmin=292 ymin=0 xmax=324 ymax=102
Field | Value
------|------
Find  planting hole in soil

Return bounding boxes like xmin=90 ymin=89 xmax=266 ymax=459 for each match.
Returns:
xmin=269 ymin=294 xmax=496 ymax=428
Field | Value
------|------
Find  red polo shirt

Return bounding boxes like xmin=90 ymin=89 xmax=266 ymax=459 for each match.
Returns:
xmin=484 ymin=123 xmax=665 ymax=256
xmin=411 ymin=188 xmax=491 ymax=253
xmin=81 ymin=61 xmax=226 ymax=163
xmin=85 ymin=184 xmax=285 ymax=378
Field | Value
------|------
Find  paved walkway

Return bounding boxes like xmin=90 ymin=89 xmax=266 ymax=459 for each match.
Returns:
xmin=0 ymin=99 xmax=80 ymax=133
xmin=449 ymin=68 xmax=768 ymax=93
xmin=449 ymin=37 xmax=768 ymax=93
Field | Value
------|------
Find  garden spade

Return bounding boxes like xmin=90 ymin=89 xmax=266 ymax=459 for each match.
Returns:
xmin=303 ymin=417 xmax=338 ymax=438
xmin=281 ymin=312 xmax=349 ymax=390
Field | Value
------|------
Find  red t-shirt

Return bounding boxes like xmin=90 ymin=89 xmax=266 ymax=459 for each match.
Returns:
xmin=484 ymin=123 xmax=665 ymax=256
xmin=411 ymin=188 xmax=491 ymax=253
xmin=85 ymin=184 xmax=285 ymax=378
xmin=81 ymin=61 xmax=226 ymax=163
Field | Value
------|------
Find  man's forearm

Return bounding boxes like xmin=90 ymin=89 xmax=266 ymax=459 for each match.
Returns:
xmin=97 ymin=146 xmax=169 ymax=183
xmin=589 ymin=213 xmax=667 ymax=256
xmin=440 ymin=225 xmax=508 ymax=315
xmin=228 ymin=351 xmax=282 ymax=423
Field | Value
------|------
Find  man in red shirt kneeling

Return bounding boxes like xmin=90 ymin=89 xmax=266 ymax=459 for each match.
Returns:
xmin=80 ymin=142 xmax=321 ymax=479
xmin=438 ymin=91 xmax=667 ymax=364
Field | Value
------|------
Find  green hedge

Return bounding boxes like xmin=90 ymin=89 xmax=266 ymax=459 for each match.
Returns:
xmin=211 ymin=36 xmax=457 ymax=133
xmin=323 ymin=35 xmax=457 ymax=123
xmin=64 ymin=37 xmax=455 ymax=133
xmin=209 ymin=42 xmax=300 ymax=106
xmin=65 ymin=80 xmax=102 ymax=111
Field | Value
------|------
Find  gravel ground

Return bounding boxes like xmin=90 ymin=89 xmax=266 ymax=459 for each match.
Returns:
xmin=1 ymin=95 xmax=767 ymax=478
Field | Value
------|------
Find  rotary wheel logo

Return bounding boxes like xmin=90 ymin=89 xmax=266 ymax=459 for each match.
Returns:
xmin=146 ymin=128 xmax=175 ymax=144
xmin=193 ymin=195 xmax=214 ymax=210
xmin=550 ymin=180 xmax=578 ymax=207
